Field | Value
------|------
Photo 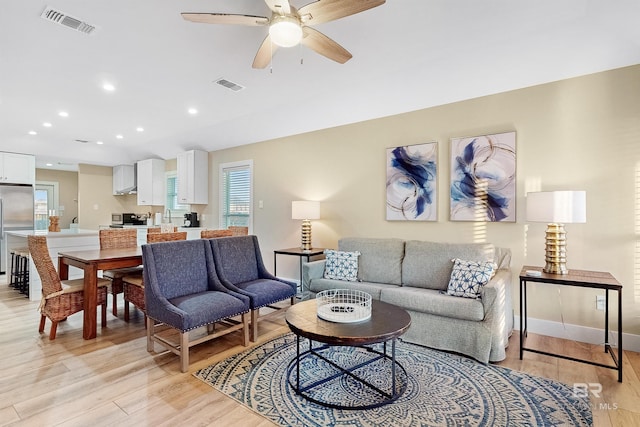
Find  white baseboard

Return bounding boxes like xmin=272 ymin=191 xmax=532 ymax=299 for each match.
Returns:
xmin=514 ymin=315 xmax=640 ymax=353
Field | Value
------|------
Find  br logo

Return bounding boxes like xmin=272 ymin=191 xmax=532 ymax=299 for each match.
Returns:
xmin=573 ymin=383 xmax=602 ymax=398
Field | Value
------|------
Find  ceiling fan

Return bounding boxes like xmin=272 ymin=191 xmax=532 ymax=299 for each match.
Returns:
xmin=181 ymin=0 xmax=386 ymax=69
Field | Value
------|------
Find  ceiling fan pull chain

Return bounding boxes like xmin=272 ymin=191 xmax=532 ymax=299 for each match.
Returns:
xmin=270 ymin=38 xmax=274 ymax=74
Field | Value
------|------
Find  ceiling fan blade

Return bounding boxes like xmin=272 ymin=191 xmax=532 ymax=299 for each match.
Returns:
xmin=264 ymin=0 xmax=292 ymax=15
xmin=253 ymin=35 xmax=278 ymax=69
xmin=299 ymin=0 xmax=385 ymax=26
xmin=300 ymin=27 xmax=352 ymax=64
xmin=181 ymin=13 xmax=269 ymax=26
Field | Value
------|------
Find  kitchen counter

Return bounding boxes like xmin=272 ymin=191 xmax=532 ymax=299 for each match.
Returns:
xmin=5 ymin=228 xmax=99 ymax=237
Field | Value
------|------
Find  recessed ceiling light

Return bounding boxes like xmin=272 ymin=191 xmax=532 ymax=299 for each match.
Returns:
xmin=103 ymin=82 xmax=115 ymax=92
xmin=46 ymin=163 xmax=53 ymax=167
xmin=188 ymin=108 xmax=198 ymax=115
xmin=28 ymin=130 xmax=37 ymax=135
xmin=43 ymin=122 xmax=52 ymax=127
xmin=136 ymin=127 xmax=144 ymax=132
xmin=58 ymin=111 xmax=69 ymax=117
xmin=96 ymin=141 xmax=104 ymax=145
xmin=116 ymin=134 xmax=123 ymax=139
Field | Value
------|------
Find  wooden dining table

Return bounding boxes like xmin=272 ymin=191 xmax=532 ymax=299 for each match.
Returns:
xmin=58 ymin=247 xmax=143 ymax=339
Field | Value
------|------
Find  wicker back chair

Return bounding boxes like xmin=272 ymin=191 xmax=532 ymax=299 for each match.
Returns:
xmin=147 ymin=226 xmax=177 ymax=234
xmin=100 ymin=229 xmax=142 ymax=316
xmin=147 ymin=231 xmax=187 ymax=243
xmin=28 ymin=235 xmax=110 ymax=340
xmin=228 ymin=226 xmax=249 ymax=236
xmin=122 ymin=231 xmax=187 ymax=322
xmin=201 ymin=229 xmax=233 ymax=238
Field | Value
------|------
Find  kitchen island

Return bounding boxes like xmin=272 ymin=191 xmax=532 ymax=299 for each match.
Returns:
xmin=5 ymin=229 xmax=99 ymax=301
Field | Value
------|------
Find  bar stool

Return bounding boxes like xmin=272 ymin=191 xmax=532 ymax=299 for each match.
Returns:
xmin=17 ymin=249 xmax=30 ymax=296
xmin=9 ymin=249 xmax=19 ymax=288
xmin=9 ymin=248 xmax=30 ymax=296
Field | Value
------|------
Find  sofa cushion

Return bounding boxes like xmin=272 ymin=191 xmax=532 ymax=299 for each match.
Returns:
xmin=402 ymin=241 xmax=495 ymax=290
xmin=447 ymin=258 xmax=496 ymax=299
xmin=380 ymin=287 xmax=485 ymax=322
xmin=323 ymin=250 xmax=360 ymax=281
xmin=338 ymin=237 xmax=404 ymax=285
xmin=308 ymin=277 xmax=394 ymax=300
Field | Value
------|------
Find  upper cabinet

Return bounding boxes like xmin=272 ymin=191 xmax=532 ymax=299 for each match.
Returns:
xmin=113 ymin=164 xmax=136 ymax=195
xmin=177 ymin=150 xmax=208 ymax=204
xmin=137 ymin=159 xmax=165 ymax=206
xmin=0 ymin=152 xmax=35 ymax=185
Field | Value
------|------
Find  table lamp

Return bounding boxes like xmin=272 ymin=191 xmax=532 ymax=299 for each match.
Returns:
xmin=526 ymin=190 xmax=586 ymax=274
xmin=292 ymin=201 xmax=320 ymax=251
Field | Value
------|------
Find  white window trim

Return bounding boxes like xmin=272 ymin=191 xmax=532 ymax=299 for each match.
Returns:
xmin=219 ymin=159 xmax=253 ymax=233
xmin=165 ymin=170 xmax=189 ymax=219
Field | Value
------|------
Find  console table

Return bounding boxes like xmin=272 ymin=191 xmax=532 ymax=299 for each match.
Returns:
xmin=519 ymin=266 xmax=623 ymax=382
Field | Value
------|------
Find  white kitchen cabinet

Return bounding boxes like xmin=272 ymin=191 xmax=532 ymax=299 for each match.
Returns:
xmin=177 ymin=150 xmax=208 ymax=204
xmin=112 ymin=164 xmax=135 ymax=195
xmin=137 ymin=159 xmax=166 ymax=206
xmin=0 ymin=152 xmax=35 ymax=184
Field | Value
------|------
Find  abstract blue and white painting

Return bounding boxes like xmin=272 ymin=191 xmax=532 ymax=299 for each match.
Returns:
xmin=386 ymin=142 xmax=437 ymax=221
xmin=450 ymin=132 xmax=516 ymax=222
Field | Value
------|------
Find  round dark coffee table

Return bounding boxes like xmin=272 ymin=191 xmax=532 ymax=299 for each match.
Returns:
xmin=285 ymin=298 xmax=411 ymax=409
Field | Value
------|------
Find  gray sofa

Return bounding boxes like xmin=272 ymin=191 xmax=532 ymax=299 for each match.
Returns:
xmin=302 ymin=237 xmax=513 ymax=363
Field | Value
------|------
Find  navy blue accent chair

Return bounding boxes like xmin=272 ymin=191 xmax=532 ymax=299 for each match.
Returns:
xmin=143 ymin=239 xmax=250 ymax=372
xmin=209 ymin=235 xmax=296 ymax=341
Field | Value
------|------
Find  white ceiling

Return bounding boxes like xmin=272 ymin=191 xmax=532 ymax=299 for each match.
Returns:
xmin=1 ymin=0 xmax=639 ymax=171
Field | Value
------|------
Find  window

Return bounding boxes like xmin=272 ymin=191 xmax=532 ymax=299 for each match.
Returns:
xmin=219 ymin=160 xmax=253 ymax=230
xmin=166 ymin=171 xmax=189 ymax=215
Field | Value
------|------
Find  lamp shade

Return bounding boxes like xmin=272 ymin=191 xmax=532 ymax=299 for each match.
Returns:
xmin=526 ymin=191 xmax=586 ymax=224
xmin=292 ymin=201 xmax=320 ymax=220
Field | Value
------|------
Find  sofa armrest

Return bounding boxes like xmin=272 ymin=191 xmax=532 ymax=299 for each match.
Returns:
xmin=480 ymin=269 xmax=512 ymax=360
xmin=302 ymin=259 xmax=326 ymax=298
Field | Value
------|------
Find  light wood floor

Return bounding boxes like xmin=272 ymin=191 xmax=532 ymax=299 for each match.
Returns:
xmin=1 ymin=281 xmax=639 ymax=427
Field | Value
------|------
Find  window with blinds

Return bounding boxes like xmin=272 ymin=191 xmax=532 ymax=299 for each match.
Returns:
xmin=166 ymin=172 xmax=189 ymax=213
xmin=219 ymin=160 xmax=253 ymax=229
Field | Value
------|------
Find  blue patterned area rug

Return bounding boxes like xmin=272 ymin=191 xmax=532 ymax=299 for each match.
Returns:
xmin=194 ymin=334 xmax=592 ymax=426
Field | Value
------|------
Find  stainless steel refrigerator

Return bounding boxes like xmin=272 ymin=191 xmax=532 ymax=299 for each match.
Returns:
xmin=0 ymin=184 xmax=35 ymax=274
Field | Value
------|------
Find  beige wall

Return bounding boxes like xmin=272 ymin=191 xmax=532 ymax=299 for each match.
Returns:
xmin=201 ymin=64 xmax=640 ymax=335
xmin=35 ymin=169 xmax=78 ymax=229
xmin=77 ymin=164 xmax=140 ymax=229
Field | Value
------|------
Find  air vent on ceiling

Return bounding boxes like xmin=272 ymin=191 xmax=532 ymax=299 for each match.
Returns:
xmin=215 ymin=78 xmax=245 ymax=92
xmin=41 ymin=6 xmax=96 ymax=35
xmin=74 ymin=139 xmax=90 ymax=143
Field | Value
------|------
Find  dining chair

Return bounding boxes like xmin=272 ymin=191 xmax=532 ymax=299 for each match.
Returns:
xmin=143 ymin=239 xmax=250 ymax=372
xmin=28 ymin=235 xmax=110 ymax=340
xmin=228 ymin=226 xmax=249 ymax=236
xmin=210 ymin=235 xmax=296 ymax=342
xmin=201 ymin=229 xmax=233 ymax=238
xmin=100 ymin=229 xmax=142 ymax=316
xmin=147 ymin=226 xmax=178 ymax=234
xmin=122 ymin=231 xmax=187 ymax=322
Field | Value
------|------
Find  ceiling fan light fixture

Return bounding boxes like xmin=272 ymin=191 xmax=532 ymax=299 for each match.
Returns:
xmin=269 ymin=16 xmax=302 ymax=47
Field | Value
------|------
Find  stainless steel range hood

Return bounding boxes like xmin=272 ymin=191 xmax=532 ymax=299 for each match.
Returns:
xmin=113 ymin=164 xmax=137 ymax=195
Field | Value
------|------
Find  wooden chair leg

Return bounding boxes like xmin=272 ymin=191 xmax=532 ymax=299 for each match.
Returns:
xmin=49 ymin=321 xmax=58 ymax=340
xmin=39 ymin=315 xmax=46 ymax=333
xmin=124 ymin=301 xmax=130 ymax=322
xmin=180 ymin=332 xmax=189 ymax=373
xmin=250 ymin=309 xmax=259 ymax=342
xmin=101 ymin=301 xmax=107 ymax=327
xmin=241 ymin=313 xmax=249 ymax=346
xmin=146 ymin=316 xmax=154 ymax=352
xmin=112 ymin=292 xmax=118 ymax=316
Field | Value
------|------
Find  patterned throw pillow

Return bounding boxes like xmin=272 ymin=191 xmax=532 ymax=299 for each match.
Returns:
xmin=447 ymin=258 xmax=496 ymax=299
xmin=323 ymin=250 xmax=361 ymax=282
